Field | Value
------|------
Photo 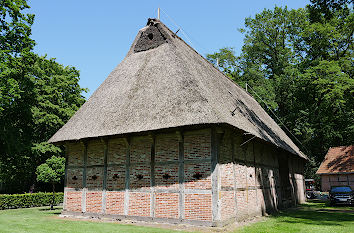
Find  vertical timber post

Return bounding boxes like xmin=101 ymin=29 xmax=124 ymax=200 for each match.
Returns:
xmin=150 ymin=134 xmax=156 ymax=218
xmin=102 ymin=139 xmax=108 ymax=214
xmin=241 ymin=135 xmax=249 ymax=217
xmin=231 ymin=134 xmax=238 ymax=219
xmin=177 ymin=130 xmax=184 ymax=220
xmin=82 ymin=141 xmax=88 ymax=213
xmin=253 ymin=141 xmax=258 ymax=213
xmin=211 ymin=127 xmax=220 ymax=224
xmin=124 ymin=137 xmax=130 ymax=216
xmin=63 ymin=143 xmax=69 ymax=211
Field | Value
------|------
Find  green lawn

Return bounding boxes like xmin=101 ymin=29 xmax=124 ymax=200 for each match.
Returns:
xmin=0 ymin=202 xmax=353 ymax=233
xmin=238 ymin=201 xmax=354 ymax=233
xmin=0 ymin=207 xmax=182 ymax=233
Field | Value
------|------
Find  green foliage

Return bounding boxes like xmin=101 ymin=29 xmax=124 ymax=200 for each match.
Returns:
xmin=0 ymin=0 xmax=35 ymax=57
xmin=207 ymin=1 xmax=353 ymax=179
xmin=0 ymin=0 xmax=87 ymax=192
xmin=36 ymin=155 xmax=65 ymax=209
xmin=240 ymin=7 xmax=307 ymax=79
xmin=206 ymin=47 xmax=239 ymax=77
xmin=307 ymin=0 xmax=352 ymax=23
xmin=0 ymin=192 xmax=63 ymax=210
xmin=36 ymin=156 xmax=65 ymax=184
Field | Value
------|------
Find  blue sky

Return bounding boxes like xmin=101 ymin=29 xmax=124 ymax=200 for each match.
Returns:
xmin=28 ymin=0 xmax=309 ymax=98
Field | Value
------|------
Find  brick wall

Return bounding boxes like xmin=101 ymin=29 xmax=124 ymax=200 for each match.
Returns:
xmin=87 ymin=140 xmax=104 ymax=166
xmin=128 ymin=192 xmax=151 ymax=217
xmin=183 ymin=129 xmax=212 ymax=221
xmin=321 ymin=173 xmax=354 ymax=191
xmin=185 ymin=194 xmax=212 ymax=221
xmin=218 ymin=127 xmax=305 ymax=222
xmin=86 ymin=167 xmax=104 ymax=190
xmin=64 ymin=128 xmax=213 ymax=223
xmin=288 ymin=156 xmax=305 ymax=203
xmin=86 ymin=191 xmax=102 ymax=213
xmin=219 ymin=129 xmax=236 ymax=221
xmin=107 ymin=138 xmax=126 ymax=191
xmin=106 ymin=165 xmax=125 ymax=190
xmin=106 ymin=191 xmax=125 ymax=215
xmin=67 ymin=143 xmax=84 ymax=166
xmin=66 ymin=168 xmax=83 ymax=189
xmin=66 ymin=143 xmax=84 ymax=189
xmin=63 ymin=126 xmax=305 ymax=225
xmin=155 ymin=193 xmax=179 ymax=219
xmin=65 ymin=191 xmax=82 ymax=212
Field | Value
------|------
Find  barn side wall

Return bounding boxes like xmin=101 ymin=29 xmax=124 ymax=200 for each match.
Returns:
xmin=63 ymin=128 xmax=214 ymax=225
xmin=62 ymin=125 xmax=305 ymax=226
xmin=218 ymin=127 xmax=305 ymax=223
xmin=288 ymin=154 xmax=306 ymax=204
xmin=320 ymin=174 xmax=354 ymax=191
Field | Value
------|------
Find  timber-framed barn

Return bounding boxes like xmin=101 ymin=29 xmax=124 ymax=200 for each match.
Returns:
xmin=49 ymin=18 xmax=307 ymax=226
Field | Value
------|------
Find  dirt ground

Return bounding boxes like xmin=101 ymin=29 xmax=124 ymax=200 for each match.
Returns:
xmin=57 ymin=214 xmax=267 ymax=232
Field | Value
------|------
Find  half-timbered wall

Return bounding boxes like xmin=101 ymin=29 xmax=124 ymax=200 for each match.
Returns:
xmin=64 ymin=128 xmax=214 ymax=225
xmin=63 ymin=126 xmax=305 ymax=226
xmin=218 ymin=127 xmax=305 ymax=222
xmin=320 ymin=174 xmax=354 ymax=191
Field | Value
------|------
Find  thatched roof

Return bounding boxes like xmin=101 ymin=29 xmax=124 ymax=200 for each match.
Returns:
xmin=317 ymin=146 xmax=353 ymax=174
xmin=49 ymin=19 xmax=306 ymax=159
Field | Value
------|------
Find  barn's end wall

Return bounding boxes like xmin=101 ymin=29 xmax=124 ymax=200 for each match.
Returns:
xmin=320 ymin=174 xmax=354 ymax=191
xmin=63 ymin=126 xmax=305 ymax=226
xmin=218 ymin=127 xmax=305 ymax=222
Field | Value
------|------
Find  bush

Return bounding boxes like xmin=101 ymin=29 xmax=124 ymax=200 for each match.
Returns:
xmin=0 ymin=192 xmax=63 ymax=210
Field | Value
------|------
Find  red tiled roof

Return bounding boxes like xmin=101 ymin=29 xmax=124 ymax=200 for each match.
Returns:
xmin=317 ymin=145 xmax=354 ymax=174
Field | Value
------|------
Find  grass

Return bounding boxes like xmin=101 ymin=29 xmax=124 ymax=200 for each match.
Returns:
xmin=237 ymin=201 xmax=354 ymax=233
xmin=0 ymin=202 xmax=353 ymax=232
xmin=0 ymin=207 xmax=182 ymax=233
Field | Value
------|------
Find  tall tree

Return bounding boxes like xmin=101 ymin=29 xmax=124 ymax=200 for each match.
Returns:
xmin=0 ymin=0 xmax=87 ymax=193
xmin=207 ymin=2 xmax=353 ymax=179
xmin=0 ymin=0 xmax=36 ymax=191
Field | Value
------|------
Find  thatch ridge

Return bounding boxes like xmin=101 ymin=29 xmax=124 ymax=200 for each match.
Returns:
xmin=49 ymin=19 xmax=306 ymax=159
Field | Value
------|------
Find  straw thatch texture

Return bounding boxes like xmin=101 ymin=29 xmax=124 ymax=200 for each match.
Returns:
xmin=49 ymin=19 xmax=306 ymax=159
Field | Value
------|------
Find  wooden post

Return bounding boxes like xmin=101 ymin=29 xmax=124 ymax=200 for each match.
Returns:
xmin=150 ymin=135 xmax=156 ymax=218
xmin=124 ymin=137 xmax=130 ymax=216
xmin=63 ymin=143 xmax=69 ymax=211
xmin=177 ymin=130 xmax=184 ymax=220
xmin=102 ymin=139 xmax=108 ymax=214
xmin=82 ymin=141 xmax=88 ymax=213
xmin=103 ymin=140 xmax=108 ymax=190
xmin=211 ymin=127 xmax=220 ymax=222
xmin=253 ymin=141 xmax=259 ymax=213
xmin=231 ymin=134 xmax=238 ymax=219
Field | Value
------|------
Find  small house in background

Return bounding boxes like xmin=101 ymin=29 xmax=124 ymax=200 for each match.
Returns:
xmin=317 ymin=145 xmax=354 ymax=191
xmin=49 ymin=18 xmax=307 ymax=226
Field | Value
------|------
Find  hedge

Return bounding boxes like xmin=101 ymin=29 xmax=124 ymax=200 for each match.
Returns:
xmin=0 ymin=192 xmax=63 ymax=210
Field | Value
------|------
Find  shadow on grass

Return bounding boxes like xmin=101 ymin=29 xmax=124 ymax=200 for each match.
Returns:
xmin=275 ymin=202 xmax=354 ymax=227
xmin=305 ymin=199 xmax=327 ymax=203
xmin=38 ymin=206 xmax=62 ymax=215
xmin=47 ymin=212 xmax=61 ymax=215
xmin=317 ymin=208 xmax=354 ymax=213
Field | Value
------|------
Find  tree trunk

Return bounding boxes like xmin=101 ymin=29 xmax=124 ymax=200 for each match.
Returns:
xmin=51 ymin=183 xmax=55 ymax=210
